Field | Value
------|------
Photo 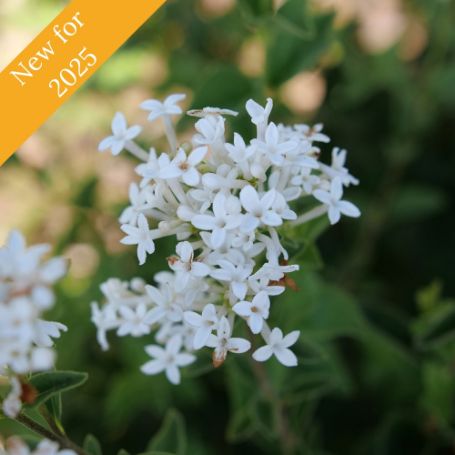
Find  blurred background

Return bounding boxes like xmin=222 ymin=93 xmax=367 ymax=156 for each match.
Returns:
xmin=1 ymin=0 xmax=455 ymax=453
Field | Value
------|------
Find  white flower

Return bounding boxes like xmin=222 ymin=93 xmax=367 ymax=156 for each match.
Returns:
xmin=271 ymin=192 xmax=297 ymax=222
xmin=94 ymin=94 xmax=362 ymax=381
xmin=211 ymin=257 xmax=253 ymax=300
xmin=253 ymin=328 xmax=299 ymax=367
xmin=291 ymin=167 xmax=320 ymax=194
xmin=136 ymin=150 xmax=173 ymax=187
xmin=184 ymin=303 xmax=218 ymax=349
xmin=246 ymin=97 xmax=273 ymax=126
xmin=140 ymin=94 xmax=186 ymax=122
xmin=120 ymin=213 xmax=156 ymax=265
xmin=141 ymin=335 xmax=195 ymax=384
xmin=33 ymin=320 xmax=68 ymax=347
xmin=91 ymin=302 xmax=117 ymax=351
xmin=201 ymin=165 xmax=243 ymax=192
xmin=2 ymin=436 xmax=77 ymax=455
xmin=98 ymin=112 xmax=142 ymax=156
xmin=193 ymin=116 xmax=226 ymax=147
xmin=30 ymin=347 xmax=55 ymax=372
xmin=329 ymin=147 xmax=359 ymax=186
xmin=160 ymin=147 xmax=207 ymax=186
xmin=145 ymin=284 xmax=184 ymax=324
xmin=2 ymin=377 xmax=22 ymax=418
xmin=255 ymin=122 xmax=297 ymax=166
xmin=120 ymin=183 xmax=148 ymax=225
xmin=313 ymin=178 xmax=361 ymax=225
xmin=192 ymin=192 xmax=242 ymax=248
xmin=117 ymin=303 xmax=155 ymax=337
xmin=233 ymin=291 xmax=270 ymax=334
xmin=0 ymin=231 xmax=67 ymax=376
xmin=240 ymin=185 xmax=282 ymax=230
xmin=225 ymin=133 xmax=255 ymax=164
xmin=168 ymin=241 xmax=210 ymax=281
xmin=206 ymin=317 xmax=251 ymax=367
xmin=294 ymin=123 xmax=330 ymax=143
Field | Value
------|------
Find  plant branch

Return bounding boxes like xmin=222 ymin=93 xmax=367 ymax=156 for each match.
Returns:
xmin=40 ymin=405 xmax=65 ymax=437
xmin=15 ymin=413 xmax=88 ymax=455
xmin=249 ymin=359 xmax=298 ymax=454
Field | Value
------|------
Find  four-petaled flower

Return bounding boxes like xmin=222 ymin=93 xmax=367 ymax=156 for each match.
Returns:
xmin=313 ymin=177 xmax=361 ymax=225
xmin=211 ymin=259 xmax=253 ymax=300
xmin=192 ymin=192 xmax=242 ymax=248
xmin=184 ymin=303 xmax=219 ymax=349
xmin=240 ymin=185 xmax=282 ymax=231
xmin=246 ymin=98 xmax=273 ymax=126
xmin=233 ymin=291 xmax=270 ymax=334
xmin=117 ymin=303 xmax=155 ymax=337
xmin=253 ymin=328 xmax=300 ymax=367
xmin=160 ymin=147 xmax=207 ymax=186
xmin=98 ymin=112 xmax=142 ymax=155
xmin=256 ymin=122 xmax=297 ymax=166
xmin=168 ymin=241 xmax=210 ymax=290
xmin=120 ymin=213 xmax=156 ymax=265
xmin=140 ymin=94 xmax=186 ymax=122
xmin=206 ymin=317 xmax=251 ymax=367
xmin=141 ymin=335 xmax=196 ymax=384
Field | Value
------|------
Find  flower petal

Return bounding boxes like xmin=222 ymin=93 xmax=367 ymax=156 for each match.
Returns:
xmin=275 ymin=347 xmax=298 ymax=367
xmin=141 ymin=359 xmax=164 ymax=375
xmin=252 ymin=345 xmax=273 ymax=362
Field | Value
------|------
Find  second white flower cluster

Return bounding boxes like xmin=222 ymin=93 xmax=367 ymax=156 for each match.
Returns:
xmin=0 ymin=230 xmax=68 ymax=417
xmin=93 ymin=95 xmax=360 ymax=384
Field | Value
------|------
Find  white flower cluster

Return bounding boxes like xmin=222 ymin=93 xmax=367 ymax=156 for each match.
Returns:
xmin=0 ymin=230 xmax=68 ymax=417
xmin=0 ymin=436 xmax=75 ymax=455
xmin=93 ymin=95 xmax=360 ymax=385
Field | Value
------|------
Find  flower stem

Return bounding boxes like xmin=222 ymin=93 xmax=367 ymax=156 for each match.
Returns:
xmin=290 ymin=204 xmax=327 ymax=226
xmin=163 ymin=116 xmax=178 ymax=154
xmin=125 ymin=141 xmax=149 ymax=161
xmin=249 ymin=359 xmax=298 ymax=454
xmin=15 ymin=413 xmax=88 ymax=455
xmin=40 ymin=405 xmax=65 ymax=437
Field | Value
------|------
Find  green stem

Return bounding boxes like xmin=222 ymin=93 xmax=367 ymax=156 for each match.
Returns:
xmin=40 ymin=405 xmax=65 ymax=437
xmin=15 ymin=413 xmax=88 ymax=455
xmin=249 ymin=359 xmax=298 ymax=454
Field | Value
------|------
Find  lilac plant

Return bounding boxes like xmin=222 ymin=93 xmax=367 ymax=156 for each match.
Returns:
xmin=93 ymin=95 xmax=360 ymax=384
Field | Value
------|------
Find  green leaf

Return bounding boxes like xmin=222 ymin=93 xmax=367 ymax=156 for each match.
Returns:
xmin=420 ymin=362 xmax=455 ymax=424
xmin=190 ymin=66 xmax=255 ymax=111
xmin=72 ymin=177 xmax=98 ymax=209
xmin=290 ymin=215 xmax=330 ymax=244
xmin=416 ymin=280 xmax=443 ymax=312
xmin=225 ymin=360 xmax=271 ymax=443
xmin=28 ymin=371 xmax=88 ymax=408
xmin=83 ymin=434 xmax=103 ymax=455
xmin=238 ymin=0 xmax=274 ymax=18
xmin=413 ymin=302 xmax=455 ymax=349
xmin=146 ymin=409 xmax=186 ymax=455
xmin=117 ymin=450 xmax=130 ymax=455
xmin=45 ymin=394 xmax=62 ymax=422
xmin=274 ymin=272 xmax=367 ymax=339
xmin=266 ymin=1 xmax=335 ymax=86
xmin=294 ymin=243 xmax=324 ymax=270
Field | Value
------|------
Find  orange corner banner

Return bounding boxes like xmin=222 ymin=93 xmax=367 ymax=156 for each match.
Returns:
xmin=0 ymin=0 xmax=167 ymax=166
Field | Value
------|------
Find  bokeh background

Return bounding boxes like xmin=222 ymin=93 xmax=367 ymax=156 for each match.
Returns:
xmin=1 ymin=0 xmax=455 ymax=453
